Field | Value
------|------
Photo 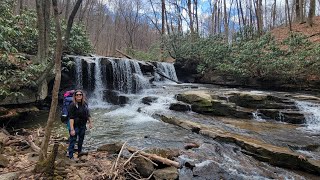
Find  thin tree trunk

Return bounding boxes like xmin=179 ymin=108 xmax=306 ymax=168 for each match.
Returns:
xmin=272 ymin=0 xmax=277 ymax=28
xmin=285 ymin=0 xmax=292 ymax=31
xmin=223 ymin=0 xmax=228 ymax=42
xmin=307 ymin=0 xmax=316 ymax=26
xmin=187 ymin=0 xmax=194 ymax=35
xmin=19 ymin=0 xmax=23 ymax=15
xmin=65 ymin=0 xmax=83 ymax=48
xmin=39 ymin=0 xmax=63 ymax=161
xmin=295 ymin=0 xmax=300 ymax=22
xmin=194 ymin=0 xmax=199 ymax=34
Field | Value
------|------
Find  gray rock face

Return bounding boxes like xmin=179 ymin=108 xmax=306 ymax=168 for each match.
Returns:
xmin=175 ymin=90 xmax=309 ymax=124
xmin=0 ymin=80 xmax=48 ymax=105
xmin=193 ymin=160 xmax=239 ymax=180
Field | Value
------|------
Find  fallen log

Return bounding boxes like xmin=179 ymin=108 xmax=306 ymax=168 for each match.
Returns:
xmin=116 ymin=49 xmax=133 ymax=59
xmin=126 ymin=147 xmax=180 ymax=168
xmin=155 ymin=70 xmax=182 ymax=84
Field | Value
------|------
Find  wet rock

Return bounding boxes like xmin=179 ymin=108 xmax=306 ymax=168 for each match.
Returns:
xmin=193 ymin=160 xmax=237 ymax=180
xmin=179 ymin=167 xmax=193 ymax=180
xmin=146 ymin=148 xmax=180 ymax=160
xmin=0 ymin=154 xmax=9 ymax=167
xmin=132 ymin=156 xmax=154 ymax=178
xmin=103 ymin=90 xmax=129 ymax=105
xmin=153 ymin=166 xmax=178 ymax=180
xmin=138 ymin=61 xmax=155 ymax=74
xmin=141 ymin=96 xmax=158 ymax=105
xmin=259 ymin=109 xmax=306 ymax=124
xmin=184 ymin=143 xmax=200 ymax=150
xmin=97 ymin=142 xmax=123 ymax=154
xmin=169 ymin=103 xmax=191 ymax=111
xmin=160 ymin=114 xmax=320 ymax=175
xmin=228 ymin=93 xmax=290 ymax=109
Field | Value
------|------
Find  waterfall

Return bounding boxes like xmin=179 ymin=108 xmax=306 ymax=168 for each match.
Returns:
xmin=92 ymin=58 xmax=105 ymax=100
xmin=295 ymin=101 xmax=320 ymax=132
xmin=155 ymin=62 xmax=178 ymax=82
xmin=75 ymin=57 xmax=83 ymax=89
xmin=109 ymin=58 xmax=149 ymax=93
xmin=87 ymin=62 xmax=93 ymax=91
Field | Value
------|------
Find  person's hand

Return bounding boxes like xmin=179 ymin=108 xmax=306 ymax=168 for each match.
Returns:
xmin=70 ymin=129 xmax=75 ymax=136
xmin=88 ymin=122 xmax=93 ymax=129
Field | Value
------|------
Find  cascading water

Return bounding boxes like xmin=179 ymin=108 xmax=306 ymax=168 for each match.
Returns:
xmin=75 ymin=57 xmax=83 ymax=89
xmin=108 ymin=58 xmax=149 ymax=93
xmin=87 ymin=62 xmax=93 ymax=91
xmin=92 ymin=58 xmax=105 ymax=100
xmin=155 ymin=62 xmax=178 ymax=82
xmin=295 ymin=101 xmax=320 ymax=132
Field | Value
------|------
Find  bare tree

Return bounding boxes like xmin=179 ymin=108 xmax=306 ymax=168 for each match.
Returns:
xmin=65 ymin=0 xmax=83 ymax=48
xmin=35 ymin=0 xmax=51 ymax=64
xmin=38 ymin=0 xmax=63 ymax=161
xmin=285 ymin=0 xmax=292 ymax=31
xmin=307 ymin=0 xmax=316 ymax=26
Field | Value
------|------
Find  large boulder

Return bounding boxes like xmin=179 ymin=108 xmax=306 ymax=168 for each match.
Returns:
xmin=97 ymin=142 xmax=123 ymax=154
xmin=153 ymin=166 xmax=178 ymax=180
xmin=132 ymin=156 xmax=154 ymax=178
xmin=169 ymin=103 xmax=191 ymax=112
xmin=141 ymin=96 xmax=158 ymax=105
xmin=103 ymin=90 xmax=129 ymax=105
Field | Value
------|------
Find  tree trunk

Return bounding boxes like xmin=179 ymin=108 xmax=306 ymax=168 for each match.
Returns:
xmin=255 ymin=0 xmax=263 ymax=36
xmin=187 ymin=0 xmax=194 ymax=35
xmin=39 ymin=0 xmax=63 ymax=161
xmin=19 ymin=0 xmax=23 ymax=15
xmin=295 ymin=0 xmax=300 ymax=22
xmin=307 ymin=0 xmax=315 ymax=27
xmin=194 ymin=0 xmax=199 ymax=34
xmin=223 ymin=0 xmax=228 ymax=42
xmin=35 ymin=0 xmax=50 ymax=64
xmin=65 ymin=0 xmax=83 ymax=48
xmin=272 ymin=0 xmax=277 ymax=28
xmin=300 ymin=0 xmax=304 ymax=23
xmin=285 ymin=0 xmax=292 ymax=31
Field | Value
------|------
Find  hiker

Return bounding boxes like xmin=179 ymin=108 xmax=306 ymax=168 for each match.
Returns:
xmin=68 ymin=89 xmax=93 ymax=159
xmin=61 ymin=90 xmax=75 ymax=131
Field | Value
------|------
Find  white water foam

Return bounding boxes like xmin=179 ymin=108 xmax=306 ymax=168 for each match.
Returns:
xmin=295 ymin=101 xmax=320 ymax=133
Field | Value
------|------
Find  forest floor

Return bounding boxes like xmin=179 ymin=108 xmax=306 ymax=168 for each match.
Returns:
xmin=271 ymin=16 xmax=320 ymax=43
xmin=0 ymin=127 xmax=177 ymax=179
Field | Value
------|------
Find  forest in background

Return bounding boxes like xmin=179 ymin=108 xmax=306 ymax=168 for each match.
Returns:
xmin=1 ymin=0 xmax=320 ymax=97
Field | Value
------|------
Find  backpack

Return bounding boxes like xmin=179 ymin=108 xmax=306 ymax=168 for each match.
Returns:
xmin=60 ymin=90 xmax=74 ymax=123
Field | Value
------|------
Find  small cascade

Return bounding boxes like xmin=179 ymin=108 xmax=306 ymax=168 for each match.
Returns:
xmin=252 ymin=110 xmax=265 ymax=121
xmin=155 ymin=62 xmax=178 ymax=82
xmin=109 ymin=58 xmax=149 ymax=93
xmin=92 ymin=58 xmax=105 ymax=100
xmin=75 ymin=57 xmax=83 ymax=89
xmin=87 ymin=62 xmax=93 ymax=91
xmin=295 ymin=101 xmax=320 ymax=132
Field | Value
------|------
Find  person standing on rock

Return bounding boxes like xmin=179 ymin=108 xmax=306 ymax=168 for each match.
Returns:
xmin=68 ymin=89 xmax=93 ymax=159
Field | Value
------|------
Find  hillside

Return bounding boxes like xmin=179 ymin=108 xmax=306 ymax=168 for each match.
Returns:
xmin=271 ymin=16 xmax=320 ymax=43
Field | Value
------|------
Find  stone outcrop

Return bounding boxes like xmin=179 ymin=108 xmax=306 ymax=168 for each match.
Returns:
xmin=153 ymin=166 xmax=178 ymax=180
xmin=169 ymin=103 xmax=191 ymax=111
xmin=0 ymin=80 xmax=48 ymax=106
xmin=175 ymin=90 xmax=309 ymax=124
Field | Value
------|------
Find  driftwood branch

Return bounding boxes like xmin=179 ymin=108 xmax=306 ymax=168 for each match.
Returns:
xmin=27 ymin=135 xmax=41 ymax=153
xmin=116 ymin=49 xmax=133 ymax=59
xmin=155 ymin=70 xmax=182 ymax=84
xmin=127 ymin=147 xmax=180 ymax=168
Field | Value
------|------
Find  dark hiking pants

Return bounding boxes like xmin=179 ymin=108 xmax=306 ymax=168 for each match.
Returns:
xmin=68 ymin=126 xmax=86 ymax=159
